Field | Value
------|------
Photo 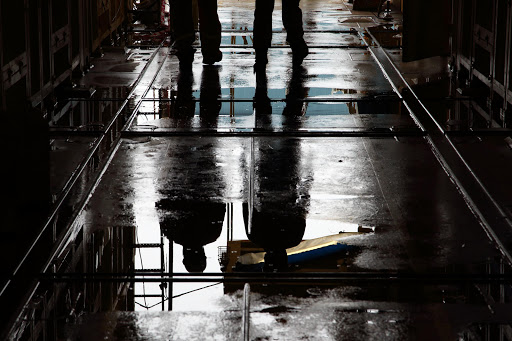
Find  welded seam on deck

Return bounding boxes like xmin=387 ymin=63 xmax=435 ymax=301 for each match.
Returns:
xmin=42 ymin=271 xmax=512 ymax=284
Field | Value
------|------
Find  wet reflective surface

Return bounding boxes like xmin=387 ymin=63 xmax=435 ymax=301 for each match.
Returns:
xmin=4 ymin=0 xmax=512 ymax=340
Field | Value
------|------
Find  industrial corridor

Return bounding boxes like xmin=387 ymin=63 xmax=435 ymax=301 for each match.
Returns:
xmin=2 ymin=0 xmax=512 ymax=340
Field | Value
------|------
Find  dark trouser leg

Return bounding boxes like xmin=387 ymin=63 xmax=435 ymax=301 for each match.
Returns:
xmin=171 ymin=0 xmax=196 ymax=50
xmin=197 ymin=0 xmax=222 ymax=57
xmin=283 ymin=0 xmax=304 ymax=46
xmin=282 ymin=0 xmax=308 ymax=64
xmin=253 ymin=0 xmax=274 ymax=50
xmin=253 ymin=0 xmax=274 ymax=67
xmin=282 ymin=0 xmax=304 ymax=46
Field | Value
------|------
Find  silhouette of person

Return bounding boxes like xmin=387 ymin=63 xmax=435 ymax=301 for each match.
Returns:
xmin=253 ymin=0 xmax=309 ymax=69
xmin=243 ymin=66 xmax=311 ymax=272
xmin=170 ymin=0 xmax=222 ymax=67
xmin=158 ymin=66 xmax=225 ymax=272
xmin=242 ymin=204 xmax=306 ymax=272
xmin=159 ymin=200 xmax=225 ymax=272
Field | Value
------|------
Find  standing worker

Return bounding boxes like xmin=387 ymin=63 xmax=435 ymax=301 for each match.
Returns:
xmin=170 ymin=0 xmax=223 ymax=67
xmin=253 ymin=0 xmax=309 ymax=70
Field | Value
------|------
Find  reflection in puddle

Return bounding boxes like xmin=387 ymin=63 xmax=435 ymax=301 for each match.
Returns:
xmin=67 ymin=294 xmax=507 ymax=341
xmin=231 ymin=229 xmax=369 ymax=272
xmin=367 ymin=24 xmax=402 ymax=48
xmin=154 ymin=195 xmax=374 ymax=306
xmin=134 ymin=86 xmax=400 ymax=130
xmin=49 ymin=100 xmax=128 ymax=131
xmin=221 ymin=31 xmax=366 ymax=47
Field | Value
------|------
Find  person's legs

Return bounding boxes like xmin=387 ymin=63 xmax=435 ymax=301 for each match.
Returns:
xmin=253 ymin=0 xmax=275 ymax=68
xmin=198 ymin=0 xmax=223 ymax=64
xmin=282 ymin=0 xmax=308 ymax=65
xmin=171 ymin=0 xmax=196 ymax=65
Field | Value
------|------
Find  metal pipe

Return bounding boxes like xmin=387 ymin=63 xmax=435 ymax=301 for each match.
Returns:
xmin=160 ymin=234 xmax=165 ymax=311
xmin=41 ymin=272 xmax=512 ymax=284
xmin=168 ymin=239 xmax=173 ymax=311
xmin=54 ymin=129 xmax=426 ymax=138
xmin=43 ymin=271 xmax=512 ymax=278
xmin=242 ymin=283 xmax=250 ymax=341
xmin=217 ymin=44 xmax=368 ymax=49
xmin=139 ymin=96 xmax=402 ymax=102
xmin=248 ymin=137 xmax=254 ymax=236
xmin=121 ymin=130 xmax=426 ymax=138
xmin=121 ymin=47 xmax=169 ymax=131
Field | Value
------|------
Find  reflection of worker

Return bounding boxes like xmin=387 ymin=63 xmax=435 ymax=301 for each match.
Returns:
xmin=170 ymin=0 xmax=222 ymax=67
xmin=282 ymin=65 xmax=309 ymax=120
xmin=171 ymin=67 xmax=195 ymax=121
xmin=245 ymin=67 xmax=310 ymax=272
xmin=253 ymin=0 xmax=309 ymax=69
xmin=254 ymin=64 xmax=309 ymax=128
xmin=159 ymin=66 xmax=225 ymax=272
xmin=170 ymin=64 xmax=222 ymax=128
xmin=199 ymin=65 xmax=222 ymax=127
xmin=243 ymin=204 xmax=306 ymax=272
xmin=241 ymin=133 xmax=308 ymax=272
xmin=159 ymin=201 xmax=225 ymax=272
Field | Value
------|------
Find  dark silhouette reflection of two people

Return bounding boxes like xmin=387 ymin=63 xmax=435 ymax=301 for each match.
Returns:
xmin=170 ymin=64 xmax=222 ymax=128
xmin=241 ymin=66 xmax=311 ymax=272
xmin=254 ymin=65 xmax=309 ymax=129
xmin=158 ymin=65 xmax=225 ymax=273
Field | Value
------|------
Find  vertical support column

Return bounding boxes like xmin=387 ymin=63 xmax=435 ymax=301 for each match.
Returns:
xmin=469 ymin=0 xmax=476 ymax=86
xmin=0 ymin=1 xmax=4 ymax=111
xmin=160 ymin=234 xmax=165 ymax=311
xmin=226 ymin=203 xmax=233 ymax=242
xmin=485 ymin=257 xmax=491 ymax=341
xmin=242 ymin=283 xmax=250 ymax=341
xmin=168 ymin=240 xmax=173 ymax=311
xmin=504 ymin=1 xmax=512 ymax=125
xmin=499 ymin=259 xmax=505 ymax=340
xmin=24 ymin=0 xmax=31 ymax=103
xmin=78 ymin=0 xmax=85 ymax=71
xmin=37 ymin=0 xmax=44 ymax=104
xmin=49 ymin=0 xmax=54 ymax=86
xmin=160 ymin=0 xmax=166 ymax=26
xmin=487 ymin=0 xmax=497 ymax=126
xmin=248 ymin=138 xmax=255 ymax=236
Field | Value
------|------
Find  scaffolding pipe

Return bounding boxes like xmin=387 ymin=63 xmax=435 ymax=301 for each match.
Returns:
xmin=242 ymin=283 xmax=250 ymax=341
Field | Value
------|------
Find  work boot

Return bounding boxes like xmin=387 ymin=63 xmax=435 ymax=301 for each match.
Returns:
xmin=176 ymin=47 xmax=196 ymax=69
xmin=202 ymin=49 xmax=223 ymax=65
xmin=292 ymin=41 xmax=309 ymax=66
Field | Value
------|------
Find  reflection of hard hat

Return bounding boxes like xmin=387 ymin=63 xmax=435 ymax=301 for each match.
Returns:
xmin=183 ymin=247 xmax=207 ymax=273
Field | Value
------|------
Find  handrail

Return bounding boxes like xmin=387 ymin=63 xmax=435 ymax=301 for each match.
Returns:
xmin=1 ymin=41 xmax=167 ymax=341
xmin=360 ymin=28 xmax=512 ymax=266
xmin=0 ymin=39 xmax=166 ymax=300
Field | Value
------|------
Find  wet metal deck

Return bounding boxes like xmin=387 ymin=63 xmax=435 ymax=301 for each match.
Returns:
xmin=3 ymin=0 xmax=512 ymax=340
